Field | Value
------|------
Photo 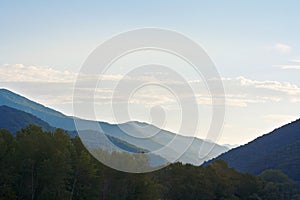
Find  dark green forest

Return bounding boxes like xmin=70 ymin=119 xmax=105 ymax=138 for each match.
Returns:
xmin=1 ymin=125 xmax=300 ymax=200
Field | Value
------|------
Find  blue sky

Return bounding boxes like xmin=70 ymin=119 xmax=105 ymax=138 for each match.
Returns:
xmin=1 ymin=1 xmax=300 ymax=76
xmin=0 ymin=1 xmax=300 ymax=144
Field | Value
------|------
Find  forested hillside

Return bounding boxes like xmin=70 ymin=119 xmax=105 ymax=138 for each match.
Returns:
xmin=208 ymin=118 xmax=300 ymax=185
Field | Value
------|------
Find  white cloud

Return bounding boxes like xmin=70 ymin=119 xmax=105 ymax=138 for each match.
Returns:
xmin=0 ymin=64 xmax=77 ymax=83
xmin=0 ymin=64 xmax=132 ymax=83
xmin=92 ymin=75 xmax=300 ymax=107
xmin=1 ymin=64 xmax=300 ymax=109
xmin=277 ymin=59 xmax=300 ymax=70
xmin=265 ymin=43 xmax=292 ymax=54
xmin=273 ymin=43 xmax=292 ymax=54
xmin=216 ymin=76 xmax=300 ymax=107
xmin=289 ymin=59 xmax=300 ymax=63
xmin=224 ymin=76 xmax=300 ymax=95
xmin=290 ymin=98 xmax=300 ymax=103
xmin=176 ymin=76 xmax=300 ymax=107
xmin=279 ymin=65 xmax=300 ymax=70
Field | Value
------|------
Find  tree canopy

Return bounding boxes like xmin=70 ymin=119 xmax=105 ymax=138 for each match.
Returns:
xmin=0 ymin=125 xmax=299 ymax=200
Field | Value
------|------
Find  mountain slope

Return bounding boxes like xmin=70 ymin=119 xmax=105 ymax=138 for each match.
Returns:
xmin=0 ymin=89 xmax=76 ymax=130
xmin=209 ymin=118 xmax=300 ymax=184
xmin=85 ymin=120 xmax=229 ymax=165
xmin=0 ymin=88 xmax=229 ymax=165
xmin=0 ymin=105 xmax=152 ymax=155
xmin=0 ymin=105 xmax=53 ymax=133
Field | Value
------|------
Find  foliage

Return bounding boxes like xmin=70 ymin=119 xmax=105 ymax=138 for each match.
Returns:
xmin=0 ymin=125 xmax=299 ymax=200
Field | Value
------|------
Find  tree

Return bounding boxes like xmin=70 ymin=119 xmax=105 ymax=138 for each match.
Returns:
xmin=0 ymin=129 xmax=16 ymax=199
xmin=259 ymin=169 xmax=299 ymax=200
xmin=1 ymin=125 xmax=300 ymax=199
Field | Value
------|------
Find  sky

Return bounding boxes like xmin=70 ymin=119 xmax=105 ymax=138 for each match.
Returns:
xmin=0 ymin=1 xmax=300 ymax=145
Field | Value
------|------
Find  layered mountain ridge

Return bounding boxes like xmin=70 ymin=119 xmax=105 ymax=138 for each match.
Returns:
xmin=0 ymin=88 xmax=229 ymax=165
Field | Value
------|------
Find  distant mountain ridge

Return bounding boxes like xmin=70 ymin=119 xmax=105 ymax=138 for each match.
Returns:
xmin=208 ymin=118 xmax=300 ymax=185
xmin=0 ymin=88 xmax=229 ymax=165
xmin=0 ymin=105 xmax=53 ymax=133
xmin=0 ymin=89 xmax=76 ymax=130
xmin=0 ymin=105 xmax=152 ymax=155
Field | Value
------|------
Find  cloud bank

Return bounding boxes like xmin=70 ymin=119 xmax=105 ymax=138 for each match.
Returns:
xmin=1 ymin=64 xmax=300 ymax=107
